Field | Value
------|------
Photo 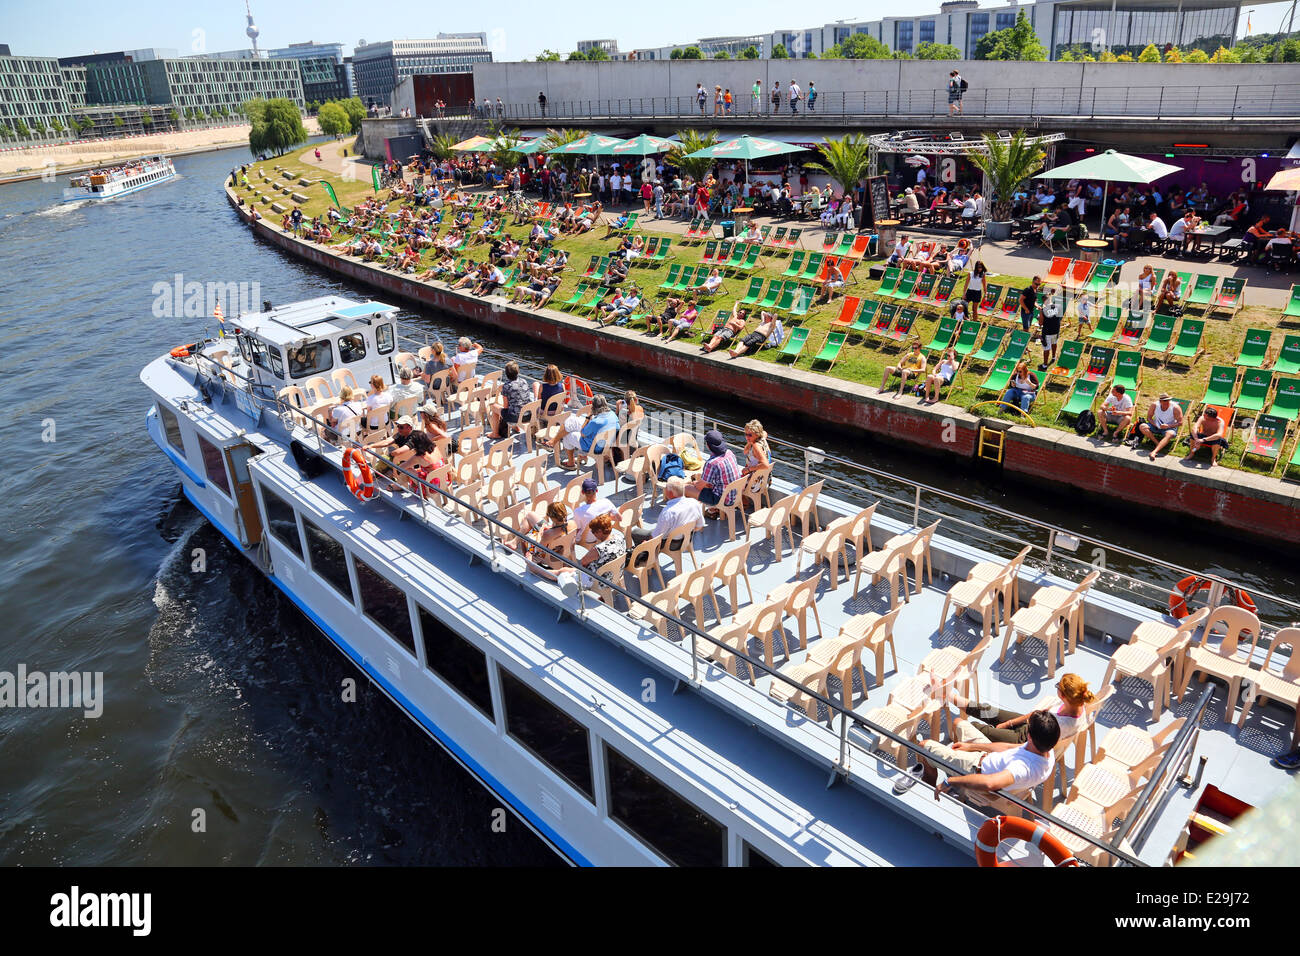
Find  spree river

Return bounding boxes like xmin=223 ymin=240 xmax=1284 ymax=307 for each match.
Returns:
xmin=0 ymin=144 xmax=1292 ymax=865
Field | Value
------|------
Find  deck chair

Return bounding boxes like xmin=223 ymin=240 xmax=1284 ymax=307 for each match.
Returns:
xmin=800 ymin=252 xmax=825 ymax=281
xmin=1267 ymin=377 xmax=1300 ymax=422
xmin=1142 ymin=313 xmax=1176 ymax=358
xmin=952 ymin=320 xmax=983 ymax=359
xmin=923 ymin=316 xmax=958 ymax=354
xmin=910 ymin=272 xmax=937 ymax=305
xmin=1088 ymin=305 xmax=1121 ymax=343
xmin=1274 ymin=335 xmax=1300 ymax=376
xmin=1243 ymin=413 xmax=1291 ymax=471
xmin=1111 ymin=350 xmax=1142 ymax=393
xmin=812 ymin=331 xmax=848 ymax=370
xmin=830 ymin=296 xmax=863 ymax=329
xmin=1233 ymin=368 xmax=1273 ymax=414
xmin=1085 ymin=263 xmax=1116 ymax=294
xmin=978 ymin=357 xmax=1018 ymax=394
xmin=1233 ymin=328 xmax=1272 ymax=369
xmin=884 ymin=307 xmax=919 ymax=344
xmin=739 ymin=277 xmax=765 ymax=306
xmin=1055 ymin=378 xmax=1100 ymax=425
xmin=1064 ymin=259 xmax=1094 ymax=290
xmin=931 ymin=274 xmax=957 ymax=308
xmin=1200 ymin=365 xmax=1237 ymax=407
xmin=1185 ymin=273 xmax=1218 ymax=308
xmin=757 ymin=280 xmax=784 ymax=310
xmin=782 ymin=250 xmax=806 ymax=278
xmin=890 ymin=269 xmax=919 ymax=300
xmin=977 ymin=283 xmax=1003 ymax=317
xmin=1283 ymin=285 xmax=1300 ymax=319
xmin=1166 ymin=318 xmax=1205 ymax=368
xmin=777 ymin=327 xmax=809 ymax=362
xmin=1214 ymin=277 xmax=1245 ymax=318
xmin=999 ymin=287 xmax=1022 ymax=323
xmin=1045 ymin=256 xmax=1071 ymax=285
xmin=1080 ymin=345 xmax=1115 ymax=383
xmin=968 ymin=325 xmax=1009 ymax=364
xmin=876 ymin=266 xmax=900 ymax=298
xmin=1049 ymin=339 xmax=1085 ymax=383
xmin=849 ymin=298 xmax=879 ymax=335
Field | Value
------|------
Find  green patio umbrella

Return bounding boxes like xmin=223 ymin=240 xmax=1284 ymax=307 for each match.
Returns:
xmin=606 ymin=134 xmax=676 ymax=157
xmin=548 ymin=133 xmax=627 ymax=156
xmin=513 ymin=138 xmax=547 ymax=155
xmin=686 ymin=134 xmax=808 ymax=194
xmin=1035 ymin=148 xmax=1182 ymax=235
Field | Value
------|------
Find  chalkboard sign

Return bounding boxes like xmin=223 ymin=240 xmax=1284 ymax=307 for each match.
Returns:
xmin=865 ymin=175 xmax=890 ymax=229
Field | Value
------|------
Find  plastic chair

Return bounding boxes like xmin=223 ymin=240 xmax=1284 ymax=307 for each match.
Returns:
xmin=1095 ymin=719 xmax=1186 ymax=773
xmin=796 ymin=521 xmax=850 ymax=589
xmin=852 ymin=536 xmax=912 ymax=608
xmin=748 ymin=495 xmax=796 ymax=562
xmin=741 ymin=466 xmax=773 ymax=512
xmin=1000 ymin=599 xmax=1072 ymax=678
xmin=788 ymin=480 xmax=825 ymax=537
xmin=938 ymin=573 xmax=1006 ymax=645
xmin=625 ymin=536 xmax=667 ymax=593
xmin=1179 ymin=605 xmax=1262 ymax=722
xmin=586 ymin=428 xmax=619 ymax=484
xmin=863 ymin=675 xmax=937 ymax=767
xmin=629 ymin=579 xmax=683 ymax=640
xmin=968 ymin=545 xmax=1032 ymax=630
xmin=714 ymin=540 xmax=755 ymax=619
xmin=1102 ymin=625 xmax=1189 ymax=722
xmin=678 ymin=559 xmax=723 ymax=627
xmin=839 ymin=606 xmax=903 ymax=689
xmin=713 ymin=472 xmax=753 ymax=542
xmin=1026 ymin=570 xmax=1100 ymax=654
xmin=1235 ymin=628 xmax=1300 ymax=739
xmin=660 ymin=523 xmax=701 ymax=578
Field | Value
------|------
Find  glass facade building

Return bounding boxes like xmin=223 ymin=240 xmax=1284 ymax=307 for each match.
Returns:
xmin=352 ymin=38 xmax=492 ymax=106
xmin=1051 ymin=2 xmax=1238 ymax=59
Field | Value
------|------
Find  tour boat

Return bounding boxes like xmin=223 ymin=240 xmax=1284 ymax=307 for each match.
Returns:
xmin=64 ymin=156 xmax=175 ymax=202
xmin=142 ymin=294 xmax=1297 ymax=866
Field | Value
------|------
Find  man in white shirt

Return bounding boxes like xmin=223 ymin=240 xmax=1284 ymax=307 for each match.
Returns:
xmin=1067 ymin=190 xmax=1086 ymax=217
xmin=452 ymin=336 xmax=483 ymax=382
xmin=1098 ymin=384 xmax=1135 ymax=440
xmin=609 ymin=171 xmax=622 ymax=205
xmin=1147 ymin=211 xmax=1169 ymax=242
xmin=896 ymin=709 xmax=1060 ymax=802
xmin=574 ymin=478 xmax=617 ymax=543
xmin=630 ymin=476 xmax=704 ymax=544
xmin=788 ymin=80 xmax=801 ymax=114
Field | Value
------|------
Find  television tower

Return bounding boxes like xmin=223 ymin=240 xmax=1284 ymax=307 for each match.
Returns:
xmin=244 ymin=1 xmax=261 ymax=56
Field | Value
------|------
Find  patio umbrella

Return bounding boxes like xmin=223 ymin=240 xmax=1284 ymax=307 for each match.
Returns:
xmin=1263 ymin=167 xmax=1300 ymax=192
xmin=1035 ymin=148 xmax=1182 ymax=235
xmin=606 ymin=134 xmax=676 ymax=157
xmin=451 ymin=135 xmax=491 ymax=152
xmin=686 ymin=134 xmax=808 ymax=191
xmin=513 ymin=138 xmax=547 ymax=155
xmin=548 ymin=133 xmax=627 ymax=156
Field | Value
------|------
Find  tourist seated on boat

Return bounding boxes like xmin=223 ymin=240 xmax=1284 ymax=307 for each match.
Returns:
xmin=1184 ymin=406 xmax=1228 ymax=465
xmin=617 ymin=390 xmax=643 ymax=426
xmin=999 ymin=361 xmax=1038 ymax=413
xmin=1098 ymin=384 xmax=1134 ymax=440
xmin=943 ymin=674 xmax=1094 ymax=746
xmin=574 ymin=477 xmax=618 ymax=544
xmin=728 ymin=312 xmax=779 ymax=359
xmin=365 ymin=375 xmax=394 ymax=431
xmin=399 ymin=432 xmax=445 ymax=497
xmin=597 ymin=288 xmax=641 ymax=326
xmin=881 ymin=341 xmax=928 ymax=398
xmin=390 ymin=367 xmax=424 ymax=405
xmin=550 ymin=394 xmax=617 ymax=469
xmin=1154 ymin=271 xmax=1183 ymax=314
xmin=329 ymin=386 xmax=366 ymax=437
xmin=384 ymin=416 xmax=420 ymax=464
xmin=517 ymin=502 xmax=576 ymax=578
xmin=453 ymin=337 xmax=484 ymax=382
xmin=421 ymin=342 xmax=451 ymax=384
xmin=922 ymin=348 xmax=958 ymax=404
xmin=663 ymin=299 xmax=700 ymax=342
xmin=898 ymin=708 xmax=1061 ymax=802
xmin=491 ymin=361 xmax=533 ymax=439
xmin=688 ymin=430 xmax=741 ymax=514
xmin=472 ymin=263 xmax=507 ymax=297
xmin=701 ymin=303 xmax=748 ymax=354
xmin=1133 ymin=393 xmax=1183 ymax=456
xmin=537 ymin=365 xmax=566 ymax=419
xmin=579 ymin=513 xmax=627 ymax=586
xmin=417 ymin=402 xmax=450 ymax=443
xmin=629 ymin=476 xmax=704 ymax=546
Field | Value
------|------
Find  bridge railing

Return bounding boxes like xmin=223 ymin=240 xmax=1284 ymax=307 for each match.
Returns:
xmin=497 ymin=84 xmax=1300 ymax=123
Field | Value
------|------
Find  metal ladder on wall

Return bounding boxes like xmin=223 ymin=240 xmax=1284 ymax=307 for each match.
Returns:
xmin=977 ymin=425 xmax=1005 ymax=464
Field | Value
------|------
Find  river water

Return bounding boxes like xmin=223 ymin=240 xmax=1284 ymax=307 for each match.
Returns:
xmin=0 ymin=144 xmax=1292 ymax=865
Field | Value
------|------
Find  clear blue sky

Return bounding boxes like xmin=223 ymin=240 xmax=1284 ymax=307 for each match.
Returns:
xmin=1 ymin=0 xmax=1289 ymax=62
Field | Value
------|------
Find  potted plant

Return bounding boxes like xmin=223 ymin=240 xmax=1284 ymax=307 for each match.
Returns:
xmin=969 ymin=130 xmax=1045 ymax=241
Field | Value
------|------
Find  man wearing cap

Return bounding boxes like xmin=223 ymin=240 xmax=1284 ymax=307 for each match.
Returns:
xmin=383 ymin=416 xmax=419 ymax=464
xmin=1134 ymin=393 xmax=1183 ymax=456
xmin=574 ymin=478 xmax=617 ymax=544
xmin=1185 ymin=406 xmax=1229 ymax=465
xmin=690 ymin=430 xmax=742 ymax=515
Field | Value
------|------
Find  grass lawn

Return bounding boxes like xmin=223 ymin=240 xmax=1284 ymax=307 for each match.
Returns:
xmin=231 ymin=141 xmax=1300 ymax=480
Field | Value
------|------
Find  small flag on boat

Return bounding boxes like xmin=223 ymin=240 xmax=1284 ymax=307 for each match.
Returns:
xmin=214 ymin=302 xmax=225 ymax=337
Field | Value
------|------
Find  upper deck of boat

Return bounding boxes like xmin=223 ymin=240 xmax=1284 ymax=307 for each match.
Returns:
xmin=142 ymin=312 xmax=1300 ymax=867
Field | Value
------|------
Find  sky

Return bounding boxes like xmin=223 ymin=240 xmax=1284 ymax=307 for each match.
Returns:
xmin=1 ymin=0 xmax=1292 ymax=62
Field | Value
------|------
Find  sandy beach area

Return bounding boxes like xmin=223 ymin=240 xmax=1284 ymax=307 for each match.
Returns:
xmin=0 ymin=118 xmax=321 ymax=176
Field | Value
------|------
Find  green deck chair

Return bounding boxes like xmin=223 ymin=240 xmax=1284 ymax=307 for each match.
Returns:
xmin=1081 ymin=345 xmax=1115 ymax=383
xmin=1233 ymin=328 xmax=1272 ymax=368
xmin=1167 ymin=318 xmax=1205 ymax=366
xmin=1234 ymin=368 xmax=1274 ymax=414
xmin=885 ymin=308 xmax=920 ymax=344
xmin=736 ymin=244 xmax=762 ymax=272
xmin=1266 ymin=376 xmax=1300 ymax=422
xmin=651 ymin=237 xmax=672 ymax=263
xmin=778 ymin=327 xmax=810 ymax=362
xmin=1112 ymin=350 xmax=1142 ymax=393
xmin=876 ymin=266 xmax=900 ymax=298
xmin=799 ymin=252 xmax=824 ymax=280
xmin=768 ymin=226 xmax=787 ymax=248
xmin=1002 ymin=330 xmax=1031 ymax=363
xmin=834 ymin=233 xmax=856 ymax=256
xmin=1089 ymin=306 xmax=1121 ymax=343
xmin=812 ymin=331 xmax=849 ymax=370
xmin=870 ymin=303 xmax=900 ymax=337
xmin=932 ymin=274 xmax=958 ymax=307
xmin=1085 ymin=263 xmax=1116 ymax=294
xmin=890 ymin=270 xmax=919 ymax=300
xmin=1056 ymin=378 xmax=1101 ymax=424
xmin=979 ymin=357 xmax=1018 ymax=394
xmin=789 ymin=285 xmax=817 ymax=318
xmin=1116 ymin=311 xmax=1149 ymax=349
xmin=758 ymin=281 xmax=786 ymax=309
xmin=673 ymin=265 xmax=696 ymax=292
xmin=1274 ymin=335 xmax=1300 ymax=375
xmin=1201 ymin=365 xmax=1237 ymax=407
xmin=1283 ymin=285 xmax=1300 ymax=319
xmin=1244 ymin=414 xmax=1290 ymax=471
xmin=1050 ymin=339 xmax=1085 ymax=382
xmin=725 ymin=243 xmax=748 ymax=271
xmin=1143 ymin=313 xmax=1176 ymax=357
xmin=977 ymin=283 xmax=1003 ymax=317
xmin=783 ymin=250 xmax=806 ymax=278
xmin=560 ymin=282 xmax=591 ymax=309
xmin=969 ymin=325 xmax=1009 ymax=364
xmin=1214 ymin=277 xmax=1246 ymax=317
xmin=849 ymin=298 xmax=880 ymax=334
xmin=774 ymin=282 xmax=798 ymax=311
xmin=910 ymin=272 xmax=937 ymax=304
xmin=953 ymin=321 xmax=984 ymax=359
xmin=699 ymin=239 xmax=720 ymax=265
xmin=658 ymin=264 xmax=681 ymax=291
xmin=924 ymin=316 xmax=959 ymax=353
xmin=739 ymin=277 xmax=765 ymax=306
xmin=1186 ymin=274 xmax=1218 ymax=307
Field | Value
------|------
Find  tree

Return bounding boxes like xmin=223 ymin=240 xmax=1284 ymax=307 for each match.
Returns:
xmin=76 ymin=116 xmax=94 ymax=133
xmin=540 ymin=127 xmax=586 ymax=172
xmin=112 ymin=114 xmax=124 ymax=128
xmin=317 ymin=101 xmax=350 ymax=136
xmin=1164 ymin=45 xmax=1183 ymax=62
xmin=1115 ymin=52 xmax=1134 ymax=61
xmin=914 ymin=42 xmax=962 ymax=60
xmin=805 ymin=133 xmax=872 ymax=198
xmin=827 ymin=33 xmax=891 ymax=59
xmin=249 ymin=98 xmax=307 ymax=156
xmin=167 ymin=108 xmax=179 ymax=123
xmin=741 ymin=45 xmax=760 ymax=59
xmin=428 ymin=132 xmax=460 ymax=161
xmin=974 ymin=11 xmax=1047 ymax=60
xmin=714 ymin=51 xmax=731 ymax=59
xmin=1210 ymin=46 xmax=1240 ymax=63
xmin=771 ymin=43 xmax=790 ymax=59
xmin=139 ymin=115 xmax=150 ymax=128
xmin=669 ymin=48 xmax=682 ymax=60
xmin=1184 ymin=48 xmax=1210 ymax=63
xmin=0 ymin=126 xmax=10 ymax=140
xmin=968 ymin=130 xmax=1045 ymax=222
xmin=51 ymin=118 xmax=65 ymax=134
xmin=14 ymin=120 xmax=29 ymax=138
xmin=585 ymin=47 xmax=610 ymax=61
xmin=680 ymin=46 xmax=703 ymax=59
xmin=535 ymin=49 xmax=561 ymax=61
xmin=488 ymin=127 xmax=524 ymax=169
xmin=566 ymin=50 xmax=585 ymax=61
xmin=339 ymin=97 xmax=366 ymax=133
xmin=1138 ymin=44 xmax=1162 ymax=62
xmin=667 ymin=128 xmax=720 ymax=182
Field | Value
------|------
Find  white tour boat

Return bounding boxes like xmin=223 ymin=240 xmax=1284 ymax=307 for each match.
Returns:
xmin=64 ymin=155 xmax=175 ymax=202
xmin=142 ymin=294 xmax=1299 ymax=867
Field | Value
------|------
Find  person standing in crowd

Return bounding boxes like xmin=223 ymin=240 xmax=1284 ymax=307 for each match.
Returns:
xmin=751 ymin=78 xmax=762 ymax=114
xmin=1020 ymin=276 xmax=1042 ymax=333
xmin=697 ymin=83 xmax=708 ymax=115
xmin=771 ymin=80 xmax=781 ymax=114
xmin=788 ymin=78 xmax=802 ymax=114
xmin=807 ymin=81 xmax=817 ymax=113
xmin=537 ymin=91 xmax=547 ymax=116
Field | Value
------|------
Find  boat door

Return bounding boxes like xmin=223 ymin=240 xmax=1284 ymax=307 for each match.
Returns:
xmin=223 ymin=443 xmax=265 ymax=548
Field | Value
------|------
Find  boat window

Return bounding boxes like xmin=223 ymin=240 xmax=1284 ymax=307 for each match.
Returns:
xmin=157 ymin=403 xmax=185 ymax=453
xmin=303 ymin=520 xmax=353 ymax=601
xmin=375 ymin=323 xmax=395 ymax=355
xmin=236 ymin=334 xmax=252 ymax=363
xmin=338 ymin=333 xmax=367 ymax=364
xmin=196 ymin=434 xmax=230 ymax=497
xmin=267 ymin=346 xmax=284 ymax=377
xmin=742 ymin=843 xmax=778 ymax=867
xmin=354 ymin=557 xmax=415 ymax=655
xmin=249 ymin=337 xmax=277 ymax=375
xmin=417 ymin=606 xmax=493 ymax=719
xmin=604 ymin=744 xmax=726 ymax=867
xmin=259 ymin=486 xmax=303 ymax=558
xmin=288 ymin=340 xmax=333 ymax=379
xmin=500 ymin=669 xmax=593 ymax=801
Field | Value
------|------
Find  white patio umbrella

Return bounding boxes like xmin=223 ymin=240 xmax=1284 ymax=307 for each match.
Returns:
xmin=1035 ymin=148 xmax=1182 ymax=235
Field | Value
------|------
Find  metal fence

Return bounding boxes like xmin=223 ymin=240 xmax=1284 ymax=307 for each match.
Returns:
xmin=493 ymin=84 xmax=1300 ymax=123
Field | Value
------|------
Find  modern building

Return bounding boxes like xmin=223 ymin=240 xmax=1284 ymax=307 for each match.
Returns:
xmin=0 ymin=53 xmax=73 ymax=135
xmin=351 ymin=36 xmax=493 ymax=105
xmin=577 ymin=39 xmax=620 ymax=57
xmin=267 ymin=41 xmax=355 ymax=98
xmin=57 ymin=48 xmax=178 ymax=66
xmin=60 ymin=65 xmax=87 ymax=108
xmin=84 ymin=57 xmax=305 ymax=114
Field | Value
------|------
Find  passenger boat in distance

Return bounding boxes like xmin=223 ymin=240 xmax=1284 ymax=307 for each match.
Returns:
xmin=142 ymin=294 xmax=1299 ymax=866
xmin=64 ymin=155 xmax=175 ymax=201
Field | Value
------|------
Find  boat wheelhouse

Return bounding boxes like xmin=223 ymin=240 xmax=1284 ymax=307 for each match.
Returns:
xmin=64 ymin=156 xmax=176 ymax=202
xmin=143 ymin=294 xmax=1300 ymax=867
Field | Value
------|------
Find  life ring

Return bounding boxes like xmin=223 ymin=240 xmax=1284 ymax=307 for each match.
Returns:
xmin=564 ymin=376 xmax=594 ymax=402
xmin=170 ymin=343 xmax=197 ymax=359
xmin=1168 ymin=576 xmax=1257 ymax=619
xmin=975 ymin=815 xmax=1080 ymax=868
xmin=342 ymin=447 xmax=375 ymax=501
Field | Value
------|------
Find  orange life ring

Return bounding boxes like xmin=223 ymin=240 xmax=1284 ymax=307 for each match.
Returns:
xmin=975 ymin=815 xmax=1080 ymax=868
xmin=563 ymin=376 xmax=594 ymax=402
xmin=342 ymin=447 xmax=375 ymax=501
xmin=1168 ymin=576 xmax=1257 ymax=619
xmin=170 ymin=343 xmax=197 ymax=359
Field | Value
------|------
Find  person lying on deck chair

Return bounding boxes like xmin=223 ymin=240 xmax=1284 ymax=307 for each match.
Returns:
xmin=728 ymin=312 xmax=779 ymax=359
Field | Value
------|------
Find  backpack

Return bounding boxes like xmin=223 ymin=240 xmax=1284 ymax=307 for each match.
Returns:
xmin=1075 ymin=409 xmax=1097 ymax=436
xmin=657 ymin=453 xmax=686 ymax=482
xmin=960 ymin=77 xmax=969 ymax=92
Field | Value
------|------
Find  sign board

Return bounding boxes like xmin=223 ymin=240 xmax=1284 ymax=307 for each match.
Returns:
xmin=864 ymin=175 xmax=890 ymax=229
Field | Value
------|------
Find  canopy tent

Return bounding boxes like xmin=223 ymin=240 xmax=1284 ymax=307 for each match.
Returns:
xmin=687 ymin=134 xmax=809 ymax=189
xmin=1036 ymin=148 xmax=1182 ymax=231
xmin=451 ymin=135 xmax=491 ymax=152
xmin=512 ymin=138 xmax=548 ymax=155
xmin=607 ymin=134 xmax=676 ymax=157
xmin=548 ymin=133 xmax=627 ymax=156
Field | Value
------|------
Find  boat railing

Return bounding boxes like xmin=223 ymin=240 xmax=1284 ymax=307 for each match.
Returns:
xmin=184 ymin=344 xmax=1147 ymax=867
xmin=395 ymin=329 xmax=1300 ymax=631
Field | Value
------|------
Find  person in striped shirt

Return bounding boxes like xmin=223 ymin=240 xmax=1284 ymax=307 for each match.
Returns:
xmin=690 ymin=429 xmax=742 ymax=514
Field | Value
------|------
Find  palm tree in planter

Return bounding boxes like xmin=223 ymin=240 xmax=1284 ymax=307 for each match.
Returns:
xmin=539 ymin=127 xmax=585 ymax=175
xmin=805 ymin=133 xmax=873 ymax=226
xmin=667 ymin=129 xmax=719 ymax=184
xmin=428 ymin=132 xmax=460 ymax=162
xmin=969 ymin=130 xmax=1045 ymax=240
